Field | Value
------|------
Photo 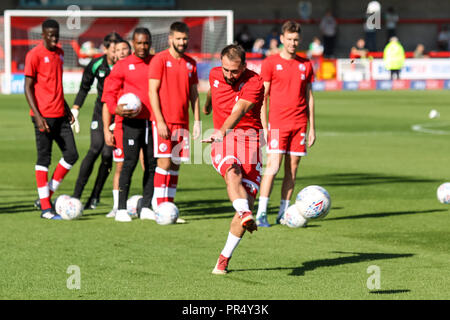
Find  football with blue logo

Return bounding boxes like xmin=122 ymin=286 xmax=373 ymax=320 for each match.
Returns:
xmin=295 ymin=185 xmax=331 ymax=219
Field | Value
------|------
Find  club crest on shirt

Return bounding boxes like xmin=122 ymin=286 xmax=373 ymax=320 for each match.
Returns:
xmin=129 ymin=64 xmax=135 ymax=70
xmin=276 ymin=64 xmax=283 ymax=71
xmin=166 ymin=61 xmax=172 ymax=68
xmin=44 ymin=56 xmax=50 ymax=63
xmin=91 ymin=121 xmax=98 ymax=130
xmin=99 ymin=71 xmax=105 ymax=78
xmin=159 ymin=143 xmax=168 ymax=152
xmin=299 ymin=63 xmax=306 ymax=71
xmin=186 ymin=62 xmax=193 ymax=70
xmin=213 ymin=80 xmax=219 ymax=88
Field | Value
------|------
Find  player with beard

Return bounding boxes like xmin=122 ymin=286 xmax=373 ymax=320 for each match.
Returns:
xmin=148 ymin=22 xmax=200 ymax=220
xmin=202 ymin=44 xmax=264 ymax=274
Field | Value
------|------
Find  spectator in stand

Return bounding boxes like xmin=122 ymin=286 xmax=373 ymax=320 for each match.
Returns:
xmin=413 ymin=43 xmax=428 ymax=58
xmin=383 ymin=36 xmax=405 ymax=80
xmin=236 ymin=25 xmax=254 ymax=51
xmin=266 ymin=38 xmax=281 ymax=56
xmin=307 ymin=37 xmax=324 ymax=58
xmin=265 ymin=27 xmax=280 ymax=51
xmin=384 ymin=6 xmax=399 ymax=44
xmin=319 ymin=9 xmax=337 ymax=58
xmin=437 ymin=25 xmax=450 ymax=51
xmin=252 ymin=38 xmax=266 ymax=57
xmin=364 ymin=1 xmax=381 ymax=52
xmin=350 ymin=38 xmax=369 ymax=59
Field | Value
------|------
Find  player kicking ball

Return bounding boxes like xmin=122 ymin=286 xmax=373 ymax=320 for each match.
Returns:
xmin=256 ymin=21 xmax=316 ymax=227
xmin=203 ymin=45 xmax=264 ymax=274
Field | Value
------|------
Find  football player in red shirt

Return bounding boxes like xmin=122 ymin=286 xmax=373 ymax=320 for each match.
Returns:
xmin=102 ymin=28 xmax=156 ymax=222
xmin=24 ymin=19 xmax=79 ymax=220
xmin=102 ymin=39 xmax=132 ymax=218
xmin=148 ymin=22 xmax=200 ymax=221
xmin=203 ymin=45 xmax=264 ymax=274
xmin=256 ymin=21 xmax=316 ymax=227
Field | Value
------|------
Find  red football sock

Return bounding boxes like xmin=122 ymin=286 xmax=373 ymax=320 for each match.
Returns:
xmin=35 ymin=165 xmax=51 ymax=211
xmin=49 ymin=158 xmax=72 ymax=198
xmin=154 ymin=167 xmax=169 ymax=206
xmin=167 ymin=170 xmax=179 ymax=203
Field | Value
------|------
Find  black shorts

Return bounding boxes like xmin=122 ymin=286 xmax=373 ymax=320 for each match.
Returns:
xmin=32 ymin=116 xmax=79 ymax=168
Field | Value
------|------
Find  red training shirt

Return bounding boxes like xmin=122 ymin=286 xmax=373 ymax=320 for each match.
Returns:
xmin=260 ymin=54 xmax=314 ymax=129
xmin=24 ymin=42 xmax=65 ymax=118
xmin=209 ymin=67 xmax=264 ymax=131
xmin=148 ymin=49 xmax=198 ymax=125
xmin=102 ymin=53 xmax=153 ymax=120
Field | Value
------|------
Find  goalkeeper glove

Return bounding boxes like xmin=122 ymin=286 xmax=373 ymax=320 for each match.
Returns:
xmin=71 ymin=108 xmax=80 ymax=133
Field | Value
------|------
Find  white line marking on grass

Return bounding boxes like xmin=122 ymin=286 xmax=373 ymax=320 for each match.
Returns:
xmin=411 ymin=122 xmax=450 ymax=135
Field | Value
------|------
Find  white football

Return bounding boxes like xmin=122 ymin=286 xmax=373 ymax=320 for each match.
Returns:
xmin=118 ymin=93 xmax=142 ymax=113
xmin=54 ymin=194 xmax=71 ymax=215
xmin=295 ymin=185 xmax=331 ymax=219
xmin=428 ymin=109 xmax=440 ymax=119
xmin=127 ymin=195 xmax=143 ymax=218
xmin=59 ymin=197 xmax=83 ymax=220
xmin=155 ymin=202 xmax=179 ymax=225
xmin=437 ymin=183 xmax=450 ymax=204
xmin=284 ymin=204 xmax=308 ymax=228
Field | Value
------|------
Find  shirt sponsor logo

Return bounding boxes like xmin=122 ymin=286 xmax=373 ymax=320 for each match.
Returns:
xmin=129 ymin=64 xmax=135 ymax=70
xmin=276 ymin=64 xmax=283 ymax=71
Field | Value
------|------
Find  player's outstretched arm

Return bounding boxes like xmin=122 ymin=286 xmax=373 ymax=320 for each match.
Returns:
xmin=306 ymin=83 xmax=315 ymax=147
xmin=24 ymin=76 xmax=49 ymax=133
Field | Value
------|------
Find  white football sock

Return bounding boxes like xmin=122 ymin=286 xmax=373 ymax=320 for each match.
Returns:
xmin=232 ymin=198 xmax=250 ymax=216
xmin=113 ymin=189 xmax=119 ymax=210
xmin=256 ymin=197 xmax=269 ymax=218
xmin=278 ymin=199 xmax=290 ymax=217
xmin=221 ymin=232 xmax=242 ymax=258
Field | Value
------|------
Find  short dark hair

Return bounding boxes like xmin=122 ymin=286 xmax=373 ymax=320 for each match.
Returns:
xmin=170 ymin=21 xmax=189 ymax=34
xmin=103 ymin=32 xmax=122 ymax=49
xmin=221 ymin=44 xmax=246 ymax=65
xmin=117 ymin=39 xmax=131 ymax=51
xmin=132 ymin=27 xmax=152 ymax=41
xmin=42 ymin=19 xmax=59 ymax=31
xmin=281 ymin=20 xmax=302 ymax=35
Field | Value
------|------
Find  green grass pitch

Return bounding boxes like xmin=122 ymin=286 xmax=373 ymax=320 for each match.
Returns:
xmin=0 ymin=90 xmax=449 ymax=300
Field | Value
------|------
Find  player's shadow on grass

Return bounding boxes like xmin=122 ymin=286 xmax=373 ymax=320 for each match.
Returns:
xmin=276 ymin=172 xmax=440 ymax=187
xmin=0 ymin=204 xmax=36 ymax=214
xmin=324 ymin=208 xmax=447 ymax=221
xmin=231 ymin=251 xmax=414 ymax=277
